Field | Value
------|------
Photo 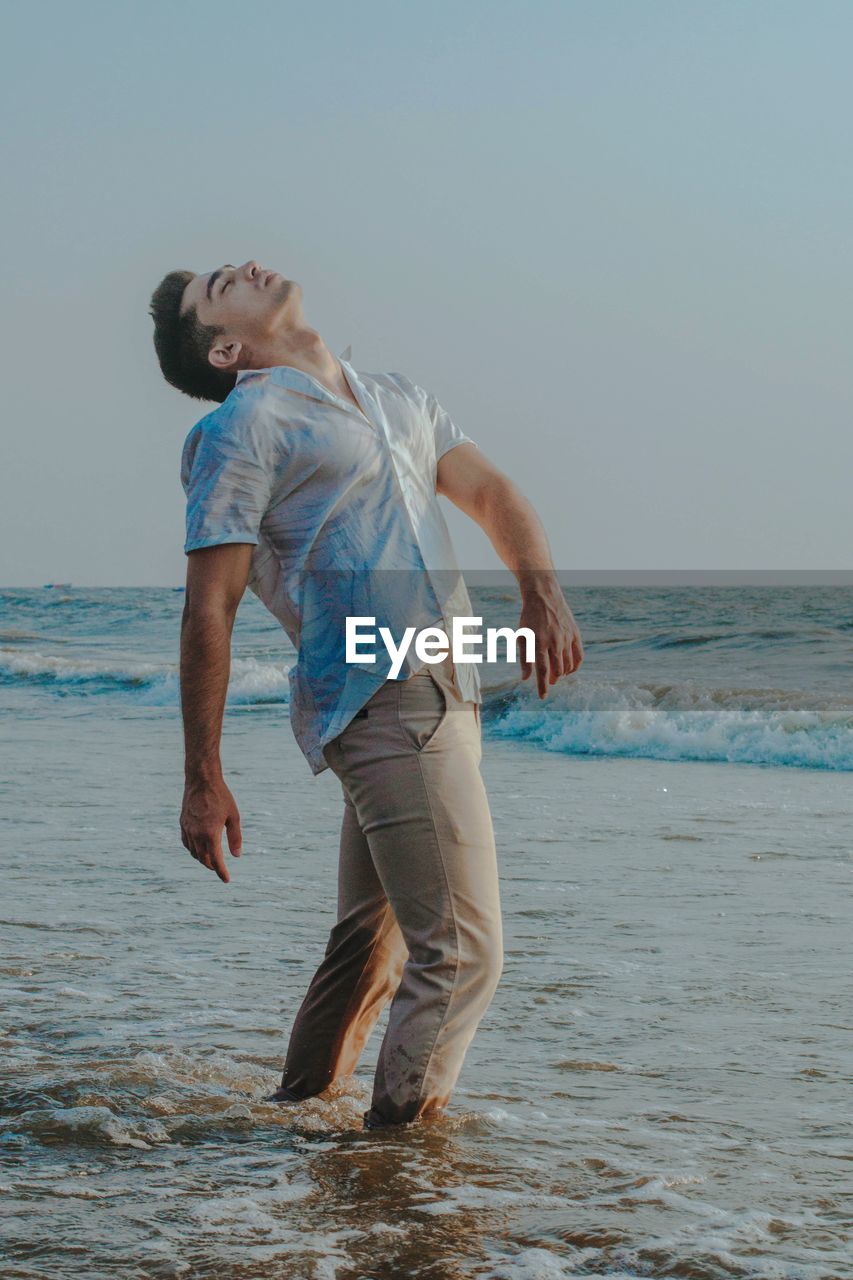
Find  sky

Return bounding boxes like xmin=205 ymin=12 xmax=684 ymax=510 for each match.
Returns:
xmin=1 ymin=0 xmax=851 ymax=585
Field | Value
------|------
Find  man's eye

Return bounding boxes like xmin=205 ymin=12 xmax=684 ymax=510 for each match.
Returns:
xmin=223 ymin=280 xmax=232 ymax=292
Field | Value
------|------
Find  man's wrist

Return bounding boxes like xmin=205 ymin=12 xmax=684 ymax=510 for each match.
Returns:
xmin=184 ymin=760 xmax=224 ymax=788
xmin=516 ymin=568 xmax=562 ymax=603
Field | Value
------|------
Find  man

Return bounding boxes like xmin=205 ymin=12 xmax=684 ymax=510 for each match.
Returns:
xmin=149 ymin=259 xmax=583 ymax=1130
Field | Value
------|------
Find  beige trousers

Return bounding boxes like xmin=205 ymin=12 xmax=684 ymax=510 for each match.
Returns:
xmin=276 ymin=657 xmax=503 ymax=1128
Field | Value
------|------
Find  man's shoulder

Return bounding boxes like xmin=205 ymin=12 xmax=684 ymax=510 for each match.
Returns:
xmin=179 ymin=387 xmax=273 ymax=481
xmin=194 ymin=378 xmax=278 ymax=437
xmin=365 ymin=369 xmax=420 ymax=397
xmin=360 ymin=369 xmax=430 ymax=417
xmin=180 ymin=406 xmax=218 ymax=476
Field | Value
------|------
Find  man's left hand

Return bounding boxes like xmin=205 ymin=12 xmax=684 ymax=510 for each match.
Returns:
xmin=518 ymin=579 xmax=584 ymax=697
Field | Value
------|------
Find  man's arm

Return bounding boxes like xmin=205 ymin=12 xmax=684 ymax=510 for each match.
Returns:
xmin=179 ymin=542 xmax=254 ymax=884
xmin=436 ymin=443 xmax=584 ymax=696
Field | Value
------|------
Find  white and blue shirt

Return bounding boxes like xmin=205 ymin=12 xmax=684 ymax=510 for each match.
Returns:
xmin=180 ymin=359 xmax=481 ymax=774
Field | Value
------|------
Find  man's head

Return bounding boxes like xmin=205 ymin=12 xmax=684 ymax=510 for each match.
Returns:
xmin=150 ymin=260 xmax=301 ymax=402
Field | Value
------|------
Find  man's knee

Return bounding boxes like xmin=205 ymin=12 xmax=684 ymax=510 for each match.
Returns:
xmin=481 ymin=934 xmax=504 ymax=997
xmin=463 ymin=927 xmax=504 ymax=1009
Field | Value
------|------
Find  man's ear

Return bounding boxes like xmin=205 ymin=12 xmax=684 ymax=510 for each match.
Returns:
xmin=208 ymin=338 xmax=244 ymax=371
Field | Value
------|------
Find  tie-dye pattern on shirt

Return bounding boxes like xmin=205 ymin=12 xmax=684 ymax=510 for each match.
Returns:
xmin=180 ymin=361 xmax=481 ymax=773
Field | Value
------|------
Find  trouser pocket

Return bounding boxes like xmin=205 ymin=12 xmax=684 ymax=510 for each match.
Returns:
xmin=397 ymin=670 xmax=450 ymax=752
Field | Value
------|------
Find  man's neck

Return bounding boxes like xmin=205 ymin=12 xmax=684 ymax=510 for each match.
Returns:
xmin=244 ymin=326 xmax=351 ymax=401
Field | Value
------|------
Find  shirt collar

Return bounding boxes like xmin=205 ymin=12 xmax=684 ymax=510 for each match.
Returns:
xmin=236 ymin=348 xmax=355 ymax=406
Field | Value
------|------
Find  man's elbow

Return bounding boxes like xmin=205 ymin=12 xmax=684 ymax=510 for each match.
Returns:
xmin=472 ymin=473 xmax=522 ymax=527
xmin=182 ymin=584 xmax=241 ymax=631
xmin=183 ymin=543 xmax=253 ymax=619
xmin=182 ymin=601 xmax=237 ymax=643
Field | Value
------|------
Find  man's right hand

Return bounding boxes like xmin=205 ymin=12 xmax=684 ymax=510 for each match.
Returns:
xmin=179 ymin=543 xmax=254 ymax=886
xmin=180 ymin=777 xmax=243 ymax=884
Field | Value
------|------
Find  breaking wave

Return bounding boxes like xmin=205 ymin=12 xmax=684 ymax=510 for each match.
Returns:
xmin=482 ymin=678 xmax=853 ymax=771
xmin=0 ymin=647 xmax=291 ymax=706
xmin=5 ymin=647 xmax=852 ymax=769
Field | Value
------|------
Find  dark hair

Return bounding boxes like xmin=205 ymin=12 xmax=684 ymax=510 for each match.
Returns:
xmin=149 ymin=270 xmax=237 ymax=403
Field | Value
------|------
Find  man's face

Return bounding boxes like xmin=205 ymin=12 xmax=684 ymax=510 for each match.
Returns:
xmin=181 ymin=259 xmax=301 ymax=353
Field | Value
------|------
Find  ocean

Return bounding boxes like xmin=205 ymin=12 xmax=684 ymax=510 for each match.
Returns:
xmin=1 ymin=583 xmax=850 ymax=1278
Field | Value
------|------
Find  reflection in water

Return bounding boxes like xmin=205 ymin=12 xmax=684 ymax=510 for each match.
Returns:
xmin=303 ymin=1119 xmax=505 ymax=1279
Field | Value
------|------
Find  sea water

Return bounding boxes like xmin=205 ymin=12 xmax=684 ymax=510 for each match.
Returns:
xmin=1 ymin=585 xmax=850 ymax=1278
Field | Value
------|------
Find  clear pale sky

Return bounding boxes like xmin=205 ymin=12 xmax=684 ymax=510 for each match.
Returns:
xmin=1 ymin=0 xmax=851 ymax=586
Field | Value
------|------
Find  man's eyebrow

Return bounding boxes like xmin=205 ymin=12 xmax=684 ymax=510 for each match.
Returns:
xmin=206 ymin=264 xmax=234 ymax=301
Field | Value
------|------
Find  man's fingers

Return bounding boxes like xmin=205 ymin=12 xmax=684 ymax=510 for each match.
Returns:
xmin=520 ymin=617 xmax=583 ymax=692
xmin=184 ymin=834 xmax=202 ymax=864
xmin=225 ymin=810 xmax=243 ymax=858
xmin=211 ymin=847 xmax=231 ymax=884
xmin=194 ymin=831 xmax=231 ymax=882
xmin=194 ymin=834 xmax=220 ymax=873
xmin=180 ymin=780 xmax=242 ymax=885
xmin=184 ymin=830 xmax=230 ymax=882
xmin=535 ymin=649 xmax=549 ymax=698
xmin=555 ymin=630 xmax=584 ymax=677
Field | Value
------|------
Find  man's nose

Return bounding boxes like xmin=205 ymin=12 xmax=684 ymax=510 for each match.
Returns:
xmin=242 ymin=260 xmax=261 ymax=279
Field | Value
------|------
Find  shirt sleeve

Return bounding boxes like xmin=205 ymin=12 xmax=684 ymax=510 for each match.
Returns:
xmin=426 ymin=389 xmax=479 ymax=461
xmin=181 ymin=423 xmax=273 ymax=554
xmin=394 ymin=373 xmax=478 ymax=460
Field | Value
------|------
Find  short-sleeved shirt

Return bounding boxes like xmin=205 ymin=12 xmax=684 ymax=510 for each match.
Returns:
xmin=180 ymin=359 xmax=481 ymax=774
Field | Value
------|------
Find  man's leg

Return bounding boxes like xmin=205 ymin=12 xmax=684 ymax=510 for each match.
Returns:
xmin=324 ymin=668 xmax=503 ymax=1129
xmin=273 ymin=784 xmax=409 ymax=1100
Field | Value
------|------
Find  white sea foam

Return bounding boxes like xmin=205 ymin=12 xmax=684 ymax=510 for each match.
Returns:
xmin=4 ymin=648 xmax=853 ymax=769
xmin=0 ymin=647 xmax=291 ymax=706
xmin=11 ymin=1105 xmax=171 ymax=1149
xmin=489 ymin=677 xmax=853 ymax=770
xmin=484 ymin=1246 xmax=628 ymax=1278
